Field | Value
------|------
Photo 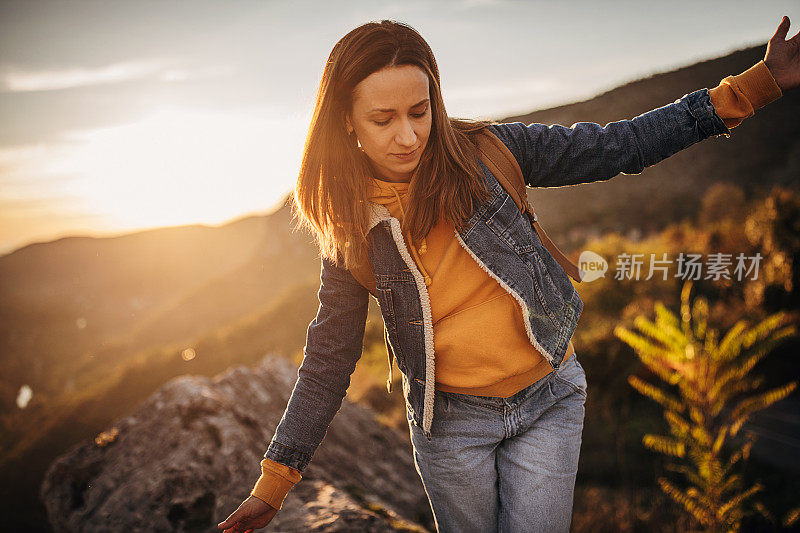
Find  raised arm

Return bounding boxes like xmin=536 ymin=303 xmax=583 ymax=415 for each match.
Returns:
xmin=490 ymin=16 xmax=797 ymax=189
xmin=489 ymin=87 xmax=731 ymax=188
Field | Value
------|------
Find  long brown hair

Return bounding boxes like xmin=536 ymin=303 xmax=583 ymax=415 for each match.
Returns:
xmin=292 ymin=19 xmax=494 ymax=270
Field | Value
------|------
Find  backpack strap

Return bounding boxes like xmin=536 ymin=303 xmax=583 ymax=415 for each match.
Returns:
xmin=473 ymin=128 xmax=583 ymax=283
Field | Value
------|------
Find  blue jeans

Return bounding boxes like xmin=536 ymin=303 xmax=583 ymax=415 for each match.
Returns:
xmin=405 ymin=354 xmax=588 ymax=533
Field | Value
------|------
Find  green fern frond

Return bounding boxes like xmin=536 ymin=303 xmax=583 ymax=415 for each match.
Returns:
xmin=686 ymin=446 xmax=705 ymax=471
xmin=615 ymin=326 xmax=664 ymax=356
xmin=679 ymin=281 xmax=695 ymax=339
xmin=728 ymin=327 xmax=795 ymax=374
xmin=704 ymin=327 xmax=719 ymax=359
xmin=722 ymin=434 xmax=756 ymax=477
xmin=629 ymin=375 xmax=684 ymax=412
xmin=654 ymin=301 xmax=680 ymax=330
xmin=643 ymin=434 xmax=686 ymax=457
xmin=658 ymin=476 xmax=713 ymax=526
xmin=679 ymin=381 xmax=705 ymax=405
xmin=753 ymin=501 xmax=775 ymax=525
xmin=696 ymin=453 xmax=712 ymax=481
xmin=716 ymin=319 xmax=748 ymax=360
xmin=636 ymin=348 xmax=683 ymax=386
xmin=741 ymin=312 xmax=788 ymax=350
xmin=730 ymin=382 xmax=798 ymax=422
xmin=708 ymin=457 xmax=724 ymax=486
xmin=686 ymin=486 xmax=712 ymax=509
xmin=692 ymin=297 xmax=709 ymax=340
xmin=717 ymin=483 xmax=764 ymax=520
xmin=784 ymin=505 xmax=800 ymax=527
xmin=712 ymin=426 xmax=728 ymax=454
xmin=730 ymin=415 xmax=748 ymax=437
xmin=724 ymin=376 xmax=766 ymax=403
xmin=690 ymin=425 xmax=711 ymax=448
xmin=664 ymin=411 xmax=692 ymax=438
xmin=710 ymin=397 xmax=727 ymax=418
xmin=664 ymin=463 xmax=706 ymax=490
xmin=633 ymin=315 xmax=686 ymax=350
xmin=688 ymin=406 xmax=705 ymax=426
xmin=634 ymin=315 xmax=684 ymax=351
xmin=719 ymin=474 xmax=742 ymax=494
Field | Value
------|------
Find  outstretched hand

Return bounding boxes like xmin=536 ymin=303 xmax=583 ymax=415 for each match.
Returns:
xmin=765 ymin=16 xmax=800 ymax=92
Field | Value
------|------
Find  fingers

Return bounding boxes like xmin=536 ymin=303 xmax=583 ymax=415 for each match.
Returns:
xmin=773 ymin=16 xmax=790 ymax=42
xmin=220 ymin=519 xmax=251 ymax=532
xmin=221 ymin=524 xmax=248 ymax=533
xmin=218 ymin=498 xmax=275 ymax=532
xmin=218 ymin=510 xmax=243 ymax=531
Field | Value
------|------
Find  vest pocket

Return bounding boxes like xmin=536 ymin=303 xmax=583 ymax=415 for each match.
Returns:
xmin=485 ymin=191 xmax=536 ymax=255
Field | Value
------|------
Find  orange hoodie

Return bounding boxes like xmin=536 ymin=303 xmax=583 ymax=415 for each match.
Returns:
xmin=366 ymin=175 xmax=576 ymax=397
xmin=250 ymin=60 xmax=782 ymax=510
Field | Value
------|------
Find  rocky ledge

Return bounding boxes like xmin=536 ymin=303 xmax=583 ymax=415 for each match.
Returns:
xmin=40 ymin=353 xmax=432 ymax=532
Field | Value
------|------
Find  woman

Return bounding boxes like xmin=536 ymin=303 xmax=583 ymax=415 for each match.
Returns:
xmin=219 ymin=18 xmax=796 ymax=533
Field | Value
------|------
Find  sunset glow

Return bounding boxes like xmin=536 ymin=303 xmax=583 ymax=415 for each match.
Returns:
xmin=1 ymin=0 xmax=796 ymax=254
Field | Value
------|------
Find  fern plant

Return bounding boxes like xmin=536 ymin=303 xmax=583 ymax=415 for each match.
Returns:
xmin=614 ymin=280 xmax=798 ymax=532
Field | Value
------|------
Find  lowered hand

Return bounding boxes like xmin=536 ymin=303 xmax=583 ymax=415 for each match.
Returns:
xmin=217 ymin=495 xmax=278 ymax=533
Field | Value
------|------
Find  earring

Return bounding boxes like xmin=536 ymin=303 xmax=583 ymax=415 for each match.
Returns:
xmin=348 ymin=129 xmax=363 ymax=151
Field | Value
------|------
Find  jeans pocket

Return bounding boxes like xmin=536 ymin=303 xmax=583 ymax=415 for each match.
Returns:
xmin=553 ymin=355 xmax=587 ymax=398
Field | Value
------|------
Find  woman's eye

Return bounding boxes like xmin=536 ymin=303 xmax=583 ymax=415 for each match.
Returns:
xmin=372 ymin=108 xmax=427 ymax=126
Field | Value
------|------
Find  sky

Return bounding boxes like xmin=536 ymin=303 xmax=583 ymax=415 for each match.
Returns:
xmin=0 ymin=0 xmax=797 ymax=255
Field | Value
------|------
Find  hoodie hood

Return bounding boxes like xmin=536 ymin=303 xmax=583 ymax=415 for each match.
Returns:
xmin=367 ymin=177 xmax=431 ymax=286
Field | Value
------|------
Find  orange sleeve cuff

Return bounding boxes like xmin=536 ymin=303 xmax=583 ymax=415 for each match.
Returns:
xmin=250 ymin=458 xmax=303 ymax=511
xmin=708 ymin=60 xmax=783 ymax=129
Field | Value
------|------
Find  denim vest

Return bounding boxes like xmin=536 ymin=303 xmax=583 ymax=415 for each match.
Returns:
xmin=264 ymin=88 xmax=731 ymax=471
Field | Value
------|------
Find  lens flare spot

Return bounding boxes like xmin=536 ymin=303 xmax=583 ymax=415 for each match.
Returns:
xmin=16 ymin=385 xmax=33 ymax=409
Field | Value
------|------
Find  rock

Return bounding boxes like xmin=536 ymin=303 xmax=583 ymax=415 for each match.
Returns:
xmin=40 ymin=353 xmax=431 ymax=532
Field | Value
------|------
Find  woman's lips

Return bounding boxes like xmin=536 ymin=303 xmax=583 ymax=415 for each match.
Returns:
xmin=392 ymin=148 xmax=418 ymax=161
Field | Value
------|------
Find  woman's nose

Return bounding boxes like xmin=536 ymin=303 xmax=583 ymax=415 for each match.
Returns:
xmin=394 ymin=118 xmax=417 ymax=147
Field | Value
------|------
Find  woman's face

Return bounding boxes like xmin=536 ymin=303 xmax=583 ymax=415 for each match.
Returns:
xmin=346 ymin=64 xmax=432 ymax=182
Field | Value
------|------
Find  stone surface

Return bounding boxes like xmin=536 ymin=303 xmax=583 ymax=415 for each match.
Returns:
xmin=40 ymin=353 xmax=432 ymax=532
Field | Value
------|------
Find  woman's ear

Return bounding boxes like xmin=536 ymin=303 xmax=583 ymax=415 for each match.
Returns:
xmin=344 ymin=114 xmax=354 ymax=134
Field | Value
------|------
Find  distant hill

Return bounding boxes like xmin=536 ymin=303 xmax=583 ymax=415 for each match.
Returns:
xmin=0 ymin=196 xmax=317 ymax=410
xmin=508 ymin=44 xmax=800 ymax=251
